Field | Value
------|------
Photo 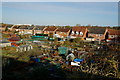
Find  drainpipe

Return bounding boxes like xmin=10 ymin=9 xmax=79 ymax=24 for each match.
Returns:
xmin=99 ymin=34 xmax=101 ymax=44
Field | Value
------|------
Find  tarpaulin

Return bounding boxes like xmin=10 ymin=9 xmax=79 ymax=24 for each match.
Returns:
xmin=74 ymin=58 xmax=84 ymax=62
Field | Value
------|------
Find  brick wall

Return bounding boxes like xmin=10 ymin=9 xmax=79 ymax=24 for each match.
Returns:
xmin=88 ymin=33 xmax=105 ymax=41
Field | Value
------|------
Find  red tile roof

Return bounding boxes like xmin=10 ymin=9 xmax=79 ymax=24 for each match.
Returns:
xmin=72 ymin=26 xmax=87 ymax=32
xmin=13 ymin=25 xmax=21 ymax=29
xmin=71 ymin=26 xmax=87 ymax=37
xmin=2 ymin=24 xmax=7 ymax=28
xmin=56 ymin=27 xmax=70 ymax=32
xmin=44 ymin=27 xmax=57 ymax=31
xmin=108 ymin=29 xmax=120 ymax=35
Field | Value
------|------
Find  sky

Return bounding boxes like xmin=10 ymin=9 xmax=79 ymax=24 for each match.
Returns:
xmin=2 ymin=0 xmax=120 ymax=2
xmin=1 ymin=2 xmax=118 ymax=26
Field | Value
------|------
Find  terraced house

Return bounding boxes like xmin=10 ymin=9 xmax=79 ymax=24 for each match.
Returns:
xmin=70 ymin=26 xmax=88 ymax=40
xmin=54 ymin=27 xmax=71 ymax=38
xmin=33 ymin=26 xmax=46 ymax=35
xmin=18 ymin=25 xmax=35 ymax=35
xmin=0 ymin=24 xmax=13 ymax=31
xmin=9 ymin=25 xmax=21 ymax=31
xmin=87 ymin=27 xmax=107 ymax=41
xmin=43 ymin=26 xmax=58 ymax=36
xmin=0 ymin=24 xmax=7 ymax=31
xmin=106 ymin=29 xmax=120 ymax=42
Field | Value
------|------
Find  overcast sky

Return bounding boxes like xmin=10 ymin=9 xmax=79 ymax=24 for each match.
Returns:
xmin=2 ymin=2 xmax=118 ymax=26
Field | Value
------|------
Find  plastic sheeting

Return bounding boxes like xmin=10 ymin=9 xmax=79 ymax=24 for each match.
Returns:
xmin=74 ymin=58 xmax=84 ymax=62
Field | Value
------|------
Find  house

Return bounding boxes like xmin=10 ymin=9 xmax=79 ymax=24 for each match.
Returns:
xmin=43 ymin=26 xmax=58 ymax=36
xmin=24 ymin=25 xmax=35 ymax=35
xmin=9 ymin=25 xmax=21 ymax=31
xmin=70 ymin=26 xmax=88 ymax=40
xmin=87 ymin=27 xmax=107 ymax=41
xmin=18 ymin=25 xmax=35 ymax=35
xmin=106 ymin=29 xmax=120 ymax=42
xmin=18 ymin=25 xmax=28 ymax=33
xmin=107 ymin=29 xmax=120 ymax=39
xmin=0 ymin=24 xmax=7 ymax=31
xmin=33 ymin=26 xmax=46 ymax=35
xmin=54 ymin=27 xmax=71 ymax=38
xmin=1 ymin=24 xmax=13 ymax=31
xmin=6 ymin=24 xmax=14 ymax=31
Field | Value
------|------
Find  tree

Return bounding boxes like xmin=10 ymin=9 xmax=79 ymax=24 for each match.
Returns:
xmin=73 ymin=38 xmax=82 ymax=43
xmin=76 ymin=24 xmax=81 ymax=26
xmin=65 ymin=25 xmax=71 ymax=28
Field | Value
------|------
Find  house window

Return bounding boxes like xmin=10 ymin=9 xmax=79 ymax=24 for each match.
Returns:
xmin=99 ymin=34 xmax=102 ymax=37
xmin=110 ymin=35 xmax=114 ymax=38
xmin=72 ymin=31 xmax=74 ymax=34
xmin=97 ymin=39 xmax=99 ymax=41
xmin=80 ymin=32 xmax=83 ymax=35
xmin=100 ymin=34 xmax=102 ymax=36
xmin=76 ymin=31 xmax=79 ymax=35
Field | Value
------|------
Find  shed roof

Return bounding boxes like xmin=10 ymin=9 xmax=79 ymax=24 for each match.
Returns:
xmin=8 ymin=37 xmax=21 ymax=41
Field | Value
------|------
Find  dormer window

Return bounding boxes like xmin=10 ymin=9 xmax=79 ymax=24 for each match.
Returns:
xmin=80 ymin=32 xmax=83 ymax=35
xmin=72 ymin=31 xmax=74 ymax=34
xmin=76 ymin=31 xmax=79 ymax=35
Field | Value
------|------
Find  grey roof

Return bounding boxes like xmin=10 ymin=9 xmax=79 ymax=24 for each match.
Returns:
xmin=27 ymin=26 xmax=35 ymax=30
xmin=34 ymin=26 xmax=45 ymax=30
xmin=19 ymin=25 xmax=34 ymax=30
xmin=88 ymin=27 xmax=106 ymax=34
xmin=6 ymin=25 xmax=13 ymax=28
